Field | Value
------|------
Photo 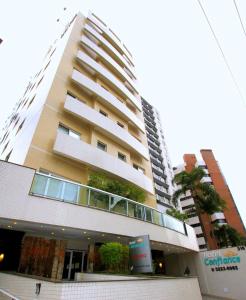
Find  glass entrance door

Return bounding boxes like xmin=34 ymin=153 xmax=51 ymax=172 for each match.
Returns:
xmin=62 ymin=250 xmax=86 ymax=280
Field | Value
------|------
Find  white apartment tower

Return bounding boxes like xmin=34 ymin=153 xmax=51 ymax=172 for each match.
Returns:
xmin=141 ymin=98 xmax=174 ymax=212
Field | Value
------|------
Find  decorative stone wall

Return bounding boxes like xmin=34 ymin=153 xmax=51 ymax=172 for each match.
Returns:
xmin=18 ymin=236 xmax=66 ymax=280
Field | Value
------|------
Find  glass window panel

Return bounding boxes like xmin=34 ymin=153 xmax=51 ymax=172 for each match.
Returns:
xmin=164 ymin=214 xmax=185 ymax=234
xmin=58 ymin=124 xmax=69 ymax=134
xmin=78 ymin=186 xmax=89 ymax=206
xmin=128 ymin=202 xmax=143 ymax=220
xmin=63 ymin=182 xmax=79 ymax=203
xmin=46 ymin=178 xmax=63 ymax=200
xmin=89 ymin=190 xmax=109 ymax=210
xmin=145 ymin=207 xmax=152 ymax=222
xmin=110 ymin=196 xmax=127 ymax=215
xmin=152 ymin=210 xmax=163 ymax=226
xmin=69 ymin=130 xmax=80 ymax=139
xmin=31 ymin=174 xmax=48 ymax=196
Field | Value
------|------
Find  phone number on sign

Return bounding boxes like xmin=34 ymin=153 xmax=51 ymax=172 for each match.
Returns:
xmin=211 ymin=265 xmax=239 ymax=272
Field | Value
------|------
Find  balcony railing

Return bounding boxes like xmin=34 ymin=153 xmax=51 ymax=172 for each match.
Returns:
xmin=30 ymin=173 xmax=186 ymax=235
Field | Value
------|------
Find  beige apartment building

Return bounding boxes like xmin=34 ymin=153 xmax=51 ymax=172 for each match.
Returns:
xmin=2 ymin=12 xmax=154 ymax=203
xmin=0 ymin=11 xmax=199 ymax=291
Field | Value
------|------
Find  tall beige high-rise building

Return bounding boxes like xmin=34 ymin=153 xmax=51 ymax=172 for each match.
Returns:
xmin=0 ymin=12 xmax=154 ymax=204
xmin=0 ymin=11 xmax=198 ymax=285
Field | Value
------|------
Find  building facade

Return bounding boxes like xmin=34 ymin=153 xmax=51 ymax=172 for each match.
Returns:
xmin=174 ymin=149 xmax=245 ymax=250
xmin=0 ymin=11 xmax=198 ymax=283
xmin=141 ymin=98 xmax=174 ymax=212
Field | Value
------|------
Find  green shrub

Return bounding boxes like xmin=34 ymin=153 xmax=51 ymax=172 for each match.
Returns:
xmin=88 ymin=173 xmax=145 ymax=203
xmin=166 ymin=208 xmax=188 ymax=221
xmin=99 ymin=242 xmax=129 ymax=273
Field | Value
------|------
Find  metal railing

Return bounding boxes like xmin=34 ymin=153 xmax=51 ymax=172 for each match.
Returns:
xmin=30 ymin=173 xmax=186 ymax=235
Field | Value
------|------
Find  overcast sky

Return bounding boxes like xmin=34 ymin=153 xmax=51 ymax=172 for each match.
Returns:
xmin=1 ymin=0 xmax=246 ymax=225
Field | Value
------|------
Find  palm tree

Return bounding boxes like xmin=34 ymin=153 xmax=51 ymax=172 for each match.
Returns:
xmin=214 ymin=224 xmax=243 ymax=248
xmin=173 ymin=167 xmax=225 ymax=215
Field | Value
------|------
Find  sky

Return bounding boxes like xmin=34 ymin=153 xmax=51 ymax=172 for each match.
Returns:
xmin=0 ymin=0 xmax=246 ymax=225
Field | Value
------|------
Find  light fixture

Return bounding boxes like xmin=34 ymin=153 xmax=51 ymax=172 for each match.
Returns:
xmin=7 ymin=225 xmax=12 ymax=228
xmin=0 ymin=253 xmax=4 ymax=263
xmin=87 ymin=237 xmax=91 ymax=240
xmin=83 ymin=231 xmax=87 ymax=234
xmin=51 ymin=232 xmax=55 ymax=235
xmin=62 ymin=228 xmax=65 ymax=231
xmin=13 ymin=222 xmax=17 ymax=225
xmin=159 ymin=262 xmax=163 ymax=268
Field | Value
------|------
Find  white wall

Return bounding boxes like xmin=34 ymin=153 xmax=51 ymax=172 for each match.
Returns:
xmin=0 ymin=272 xmax=202 ymax=300
xmin=171 ymin=247 xmax=246 ymax=300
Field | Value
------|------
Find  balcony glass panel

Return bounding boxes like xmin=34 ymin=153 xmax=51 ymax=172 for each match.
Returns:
xmin=152 ymin=210 xmax=163 ymax=226
xmin=63 ymin=182 xmax=79 ymax=203
xmin=77 ymin=186 xmax=89 ymax=206
xmin=144 ymin=207 xmax=152 ymax=222
xmin=46 ymin=178 xmax=63 ymax=200
xmin=31 ymin=174 xmax=48 ymax=196
xmin=110 ymin=196 xmax=127 ymax=215
xmin=128 ymin=202 xmax=143 ymax=220
xmin=89 ymin=190 xmax=109 ymax=210
xmin=30 ymin=173 xmax=186 ymax=235
xmin=164 ymin=214 xmax=185 ymax=234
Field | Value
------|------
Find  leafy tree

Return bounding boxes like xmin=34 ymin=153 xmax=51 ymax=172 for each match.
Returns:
xmin=173 ymin=167 xmax=225 ymax=215
xmin=88 ymin=173 xmax=145 ymax=203
xmin=99 ymin=242 xmax=129 ymax=273
xmin=214 ymin=224 xmax=243 ymax=248
xmin=166 ymin=208 xmax=189 ymax=222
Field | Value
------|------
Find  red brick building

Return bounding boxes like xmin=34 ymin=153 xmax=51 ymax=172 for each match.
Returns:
xmin=175 ymin=149 xmax=245 ymax=250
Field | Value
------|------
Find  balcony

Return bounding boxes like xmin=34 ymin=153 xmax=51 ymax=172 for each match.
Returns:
xmin=76 ymin=51 xmax=141 ymax=111
xmin=84 ymin=24 xmax=136 ymax=79
xmin=81 ymin=35 xmax=138 ymax=93
xmin=30 ymin=172 xmax=186 ymax=234
xmin=188 ymin=216 xmax=200 ymax=226
xmin=200 ymin=176 xmax=212 ymax=184
xmin=87 ymin=13 xmax=134 ymax=66
xmin=211 ymin=212 xmax=226 ymax=222
xmin=64 ymin=95 xmax=149 ymax=160
xmin=0 ymin=161 xmax=199 ymax=252
xmin=53 ymin=131 xmax=154 ymax=194
xmin=71 ymin=69 xmax=145 ymax=132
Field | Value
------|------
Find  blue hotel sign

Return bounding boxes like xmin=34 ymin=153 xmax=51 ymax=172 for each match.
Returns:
xmin=129 ymin=235 xmax=153 ymax=273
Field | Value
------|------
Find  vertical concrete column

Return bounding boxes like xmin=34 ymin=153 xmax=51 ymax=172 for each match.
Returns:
xmin=87 ymin=243 xmax=95 ymax=273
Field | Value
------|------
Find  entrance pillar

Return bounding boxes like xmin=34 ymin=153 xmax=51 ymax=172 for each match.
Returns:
xmin=87 ymin=243 xmax=95 ymax=273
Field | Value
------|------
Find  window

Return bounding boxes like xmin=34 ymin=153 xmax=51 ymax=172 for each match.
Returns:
xmin=153 ymin=173 xmax=165 ymax=183
xmin=27 ymin=95 xmax=36 ymax=109
xmin=118 ymin=152 xmax=126 ymax=162
xmin=154 ymin=183 xmax=167 ymax=193
xmin=67 ymin=91 xmax=86 ymax=104
xmin=99 ymin=110 xmax=108 ymax=117
xmin=1 ymin=141 xmax=9 ymax=154
xmin=196 ymin=233 xmax=204 ymax=238
xmin=5 ymin=150 xmax=12 ymax=162
xmin=156 ymin=194 xmax=170 ymax=204
xmin=58 ymin=124 xmax=80 ymax=140
xmin=16 ymin=119 xmax=25 ymax=135
xmin=117 ymin=121 xmax=124 ymax=128
xmin=43 ymin=60 xmax=51 ymax=72
xmin=97 ymin=140 xmax=107 ymax=151
xmin=133 ymin=164 xmax=145 ymax=174
xmin=37 ymin=76 xmax=44 ymax=88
